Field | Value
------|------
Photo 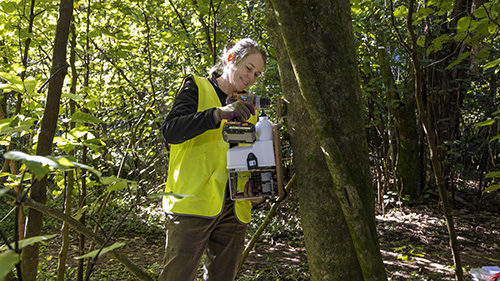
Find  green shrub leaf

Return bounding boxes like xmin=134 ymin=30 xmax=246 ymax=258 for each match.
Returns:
xmin=0 ymin=250 xmax=20 ymax=280
xmin=75 ymin=242 xmax=126 ymax=260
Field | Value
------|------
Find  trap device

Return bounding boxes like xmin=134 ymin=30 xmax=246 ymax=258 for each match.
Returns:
xmin=222 ymin=93 xmax=284 ymax=200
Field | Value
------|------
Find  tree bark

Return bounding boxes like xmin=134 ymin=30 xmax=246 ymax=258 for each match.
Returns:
xmin=266 ymin=4 xmax=365 ymax=280
xmin=267 ymin=0 xmax=387 ymax=280
xmin=21 ymin=0 xmax=73 ymax=279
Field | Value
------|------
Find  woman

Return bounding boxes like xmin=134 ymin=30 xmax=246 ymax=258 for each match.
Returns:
xmin=159 ymin=38 xmax=267 ymax=281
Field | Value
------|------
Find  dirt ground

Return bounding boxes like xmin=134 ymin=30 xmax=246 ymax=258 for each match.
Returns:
xmin=38 ymin=190 xmax=500 ymax=280
xmin=240 ymin=188 xmax=500 ymax=280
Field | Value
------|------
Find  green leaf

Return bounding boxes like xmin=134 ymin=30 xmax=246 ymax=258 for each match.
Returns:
xmin=70 ymin=126 xmax=91 ymax=139
xmin=67 ymin=160 xmax=102 ymax=177
xmin=74 ymin=242 xmax=125 ymax=260
xmin=417 ymin=36 xmax=426 ymax=47
xmin=1 ymin=2 xmax=18 ymax=13
xmin=0 ymin=234 xmax=57 ymax=252
xmin=483 ymin=184 xmax=500 ymax=193
xmin=4 ymin=151 xmax=56 ymax=178
xmin=0 ymin=72 xmax=23 ymax=92
xmin=417 ymin=7 xmax=435 ymax=17
xmin=457 ymin=16 xmax=471 ymax=33
xmin=394 ymin=5 xmax=408 ymax=17
xmin=483 ymin=59 xmax=500 ymax=71
xmin=0 ymin=116 xmax=35 ymax=137
xmin=100 ymin=176 xmax=128 ymax=191
xmin=0 ymin=186 xmax=9 ymax=197
xmin=473 ymin=6 xmax=488 ymax=18
xmin=72 ymin=206 xmax=88 ymax=220
xmin=427 ymin=34 xmax=450 ymax=55
xmin=473 ymin=119 xmax=495 ymax=127
xmin=61 ymin=93 xmax=85 ymax=102
xmin=0 ymin=250 xmax=20 ymax=280
xmin=446 ymin=51 xmax=471 ymax=70
xmin=23 ymin=77 xmax=37 ymax=96
xmin=0 ymin=83 xmax=21 ymax=92
xmin=69 ymin=112 xmax=104 ymax=124
xmin=485 ymin=171 xmax=500 ymax=178
xmin=489 ymin=134 xmax=500 ymax=143
xmin=82 ymin=138 xmax=106 ymax=152
xmin=3 ymin=152 xmax=102 ymax=178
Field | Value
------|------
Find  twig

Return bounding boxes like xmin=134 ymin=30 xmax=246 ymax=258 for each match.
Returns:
xmin=240 ymin=174 xmax=296 ymax=267
xmin=84 ymin=203 xmax=139 ymax=281
xmin=36 ymin=63 xmax=69 ymax=93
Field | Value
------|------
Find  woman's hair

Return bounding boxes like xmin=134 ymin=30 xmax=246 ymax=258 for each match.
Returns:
xmin=210 ymin=38 xmax=267 ymax=76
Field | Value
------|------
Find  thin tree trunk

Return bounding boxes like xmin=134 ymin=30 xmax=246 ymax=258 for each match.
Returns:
xmin=377 ymin=42 xmax=421 ymax=200
xmin=20 ymin=0 xmax=73 ymax=279
xmin=405 ymin=0 xmax=463 ymax=279
xmin=57 ymin=21 xmax=78 ymax=280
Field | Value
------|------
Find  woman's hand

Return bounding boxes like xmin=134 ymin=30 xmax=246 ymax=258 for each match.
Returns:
xmin=215 ymin=100 xmax=255 ymax=122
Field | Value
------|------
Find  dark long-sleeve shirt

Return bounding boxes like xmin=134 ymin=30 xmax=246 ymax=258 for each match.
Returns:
xmin=161 ymin=75 xmax=228 ymax=144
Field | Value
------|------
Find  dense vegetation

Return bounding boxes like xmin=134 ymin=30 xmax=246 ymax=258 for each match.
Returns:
xmin=0 ymin=0 xmax=499 ymax=280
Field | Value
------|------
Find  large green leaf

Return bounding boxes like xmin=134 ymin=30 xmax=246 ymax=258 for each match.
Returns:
xmin=393 ymin=5 xmax=408 ymax=17
xmin=483 ymin=184 xmax=500 ymax=193
xmin=446 ymin=51 xmax=472 ymax=70
xmin=74 ymin=242 xmax=125 ymax=260
xmin=473 ymin=119 xmax=495 ymax=127
xmin=0 ymin=116 xmax=35 ymax=137
xmin=100 ymin=176 xmax=129 ymax=191
xmin=69 ymin=111 xmax=104 ymax=124
xmin=0 ymin=72 xmax=23 ymax=92
xmin=0 ymin=234 xmax=57 ymax=252
xmin=483 ymin=59 xmax=500 ymax=71
xmin=3 ymin=151 xmax=102 ymax=178
xmin=0 ymin=250 xmax=20 ymax=280
xmin=4 ymin=151 xmax=56 ymax=178
xmin=485 ymin=171 xmax=500 ymax=179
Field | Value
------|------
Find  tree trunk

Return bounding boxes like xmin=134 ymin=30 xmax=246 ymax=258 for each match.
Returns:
xmin=21 ymin=0 xmax=73 ymax=279
xmin=266 ymin=4 xmax=365 ymax=280
xmin=266 ymin=0 xmax=387 ymax=280
xmin=57 ymin=21 xmax=78 ymax=280
xmin=405 ymin=0 xmax=464 ymax=279
xmin=377 ymin=43 xmax=421 ymax=200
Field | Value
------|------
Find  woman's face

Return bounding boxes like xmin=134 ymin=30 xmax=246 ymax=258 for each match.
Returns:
xmin=225 ymin=52 xmax=265 ymax=94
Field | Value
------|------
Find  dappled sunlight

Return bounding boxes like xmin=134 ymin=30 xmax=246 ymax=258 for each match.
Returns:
xmin=377 ymin=205 xmax=500 ymax=280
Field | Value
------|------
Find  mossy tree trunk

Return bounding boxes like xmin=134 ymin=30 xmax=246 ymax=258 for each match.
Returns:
xmin=266 ymin=0 xmax=387 ymax=280
xmin=377 ymin=42 xmax=421 ymax=200
xmin=266 ymin=4 xmax=365 ymax=280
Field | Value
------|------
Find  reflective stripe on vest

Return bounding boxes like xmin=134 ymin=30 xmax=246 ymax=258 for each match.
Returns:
xmin=163 ymin=75 xmax=256 ymax=223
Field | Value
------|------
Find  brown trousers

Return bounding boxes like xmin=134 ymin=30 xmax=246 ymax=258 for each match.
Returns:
xmin=158 ymin=201 xmax=248 ymax=281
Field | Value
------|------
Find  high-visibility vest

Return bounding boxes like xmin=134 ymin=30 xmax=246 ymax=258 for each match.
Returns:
xmin=163 ymin=75 xmax=257 ymax=223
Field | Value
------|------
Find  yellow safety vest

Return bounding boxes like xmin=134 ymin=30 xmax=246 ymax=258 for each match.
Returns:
xmin=163 ymin=75 xmax=257 ymax=223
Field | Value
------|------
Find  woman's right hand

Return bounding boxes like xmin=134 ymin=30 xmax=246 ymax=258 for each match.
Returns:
xmin=214 ymin=100 xmax=255 ymax=122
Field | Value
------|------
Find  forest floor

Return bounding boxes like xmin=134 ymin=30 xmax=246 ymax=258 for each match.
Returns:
xmin=238 ymin=188 xmax=500 ymax=281
xmin=32 ymin=187 xmax=500 ymax=280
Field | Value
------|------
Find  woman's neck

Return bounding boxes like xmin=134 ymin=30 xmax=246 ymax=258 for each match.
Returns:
xmin=216 ymin=75 xmax=233 ymax=96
